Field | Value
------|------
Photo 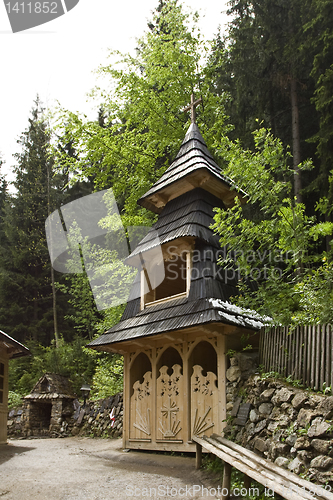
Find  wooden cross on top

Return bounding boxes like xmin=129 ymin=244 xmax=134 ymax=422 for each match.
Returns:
xmin=183 ymin=93 xmax=202 ymax=123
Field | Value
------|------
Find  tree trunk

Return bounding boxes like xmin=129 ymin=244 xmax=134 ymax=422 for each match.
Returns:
xmin=33 ymin=297 xmax=38 ymax=342
xmin=290 ymin=77 xmax=302 ymax=203
xmin=288 ymin=3 xmax=302 ymax=204
xmin=47 ymin=164 xmax=59 ymax=348
xmin=50 ymin=265 xmax=59 ymax=347
xmin=325 ymin=213 xmax=332 ymax=254
xmin=269 ymin=82 xmax=277 ymax=137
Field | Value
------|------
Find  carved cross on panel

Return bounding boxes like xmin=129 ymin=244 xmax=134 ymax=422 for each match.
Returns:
xmin=161 ymin=396 xmax=181 ymax=438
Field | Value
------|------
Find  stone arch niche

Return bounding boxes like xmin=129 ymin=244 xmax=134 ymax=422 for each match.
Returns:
xmin=156 ymin=347 xmax=184 ymax=443
xmin=189 ymin=340 xmax=218 ymax=438
xmin=129 ymin=352 xmax=152 ymax=441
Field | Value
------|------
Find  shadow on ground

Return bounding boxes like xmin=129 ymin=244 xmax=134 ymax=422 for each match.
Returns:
xmin=0 ymin=442 xmax=35 ymax=465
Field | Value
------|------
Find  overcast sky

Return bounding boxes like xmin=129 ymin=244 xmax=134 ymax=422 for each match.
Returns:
xmin=0 ymin=0 xmax=229 ymax=184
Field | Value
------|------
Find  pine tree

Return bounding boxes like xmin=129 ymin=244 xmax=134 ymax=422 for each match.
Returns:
xmin=0 ymin=98 xmax=70 ymax=344
xmin=208 ymin=0 xmax=319 ymax=203
xmin=304 ymin=0 xmax=333 ymax=208
xmin=0 ymin=157 xmax=9 ymax=259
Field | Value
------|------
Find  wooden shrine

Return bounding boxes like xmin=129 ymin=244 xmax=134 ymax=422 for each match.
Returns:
xmin=88 ymin=99 xmax=266 ymax=452
xmin=0 ymin=330 xmax=30 ymax=444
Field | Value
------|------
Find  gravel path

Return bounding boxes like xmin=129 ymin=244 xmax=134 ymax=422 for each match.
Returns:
xmin=0 ymin=437 xmax=222 ymax=500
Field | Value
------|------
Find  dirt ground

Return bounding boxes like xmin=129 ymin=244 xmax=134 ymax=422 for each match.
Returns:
xmin=0 ymin=437 xmax=223 ymax=500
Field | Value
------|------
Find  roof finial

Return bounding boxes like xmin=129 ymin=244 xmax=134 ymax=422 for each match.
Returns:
xmin=183 ymin=93 xmax=202 ymax=124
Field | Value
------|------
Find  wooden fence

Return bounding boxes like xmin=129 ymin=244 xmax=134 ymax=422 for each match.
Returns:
xmin=259 ymin=325 xmax=333 ymax=392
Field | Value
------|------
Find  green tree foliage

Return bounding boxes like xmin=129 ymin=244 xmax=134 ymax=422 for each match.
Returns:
xmin=0 ymin=157 xmax=9 ymax=249
xmin=8 ymin=337 xmax=97 ymax=397
xmin=53 ymin=0 xmax=229 ymax=225
xmin=0 ymin=98 xmax=71 ymax=344
xmin=207 ymin=0 xmax=329 ymax=206
xmin=56 ymin=274 xmax=101 ymax=340
xmin=304 ymin=0 xmax=333 ymax=206
xmin=9 ymin=337 xmax=123 ymax=400
xmin=207 ymin=1 xmax=333 ymax=321
xmin=50 ymin=0 xmax=230 ymax=342
xmin=53 ymin=204 xmax=129 ymax=339
xmin=53 ymin=0 xmax=333 ymax=329
xmin=91 ymin=354 xmax=124 ymax=399
xmin=212 ymin=128 xmax=333 ymax=324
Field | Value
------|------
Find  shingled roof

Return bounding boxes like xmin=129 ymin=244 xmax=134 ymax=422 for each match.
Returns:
xmin=88 ymin=296 xmax=268 ymax=349
xmin=127 ymin=188 xmax=223 ymax=262
xmin=138 ymin=123 xmax=246 ymax=214
xmin=0 ymin=330 xmax=30 ymax=359
xmin=25 ymin=373 xmax=75 ymax=400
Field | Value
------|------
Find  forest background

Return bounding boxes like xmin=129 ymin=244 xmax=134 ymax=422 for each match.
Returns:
xmin=1 ymin=0 xmax=333 ymax=404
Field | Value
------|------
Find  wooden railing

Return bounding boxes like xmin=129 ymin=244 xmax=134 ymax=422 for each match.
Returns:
xmin=193 ymin=434 xmax=333 ymax=500
xmin=259 ymin=325 xmax=333 ymax=391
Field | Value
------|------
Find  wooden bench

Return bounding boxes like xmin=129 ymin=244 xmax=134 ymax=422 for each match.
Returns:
xmin=193 ymin=434 xmax=333 ymax=500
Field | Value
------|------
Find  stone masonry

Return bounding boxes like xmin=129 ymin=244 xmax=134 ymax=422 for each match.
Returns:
xmin=8 ymin=392 xmax=123 ymax=439
xmin=224 ymin=353 xmax=333 ymax=488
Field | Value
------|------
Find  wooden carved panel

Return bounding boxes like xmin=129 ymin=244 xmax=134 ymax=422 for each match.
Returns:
xmin=156 ymin=364 xmax=184 ymax=441
xmin=191 ymin=364 xmax=218 ymax=437
xmin=130 ymin=371 xmax=152 ymax=439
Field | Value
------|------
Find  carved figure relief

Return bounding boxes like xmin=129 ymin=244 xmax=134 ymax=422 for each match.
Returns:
xmin=191 ymin=364 xmax=218 ymax=437
xmin=130 ymin=371 xmax=152 ymax=439
xmin=157 ymin=364 xmax=183 ymax=440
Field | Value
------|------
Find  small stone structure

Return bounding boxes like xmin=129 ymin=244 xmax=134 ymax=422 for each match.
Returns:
xmin=23 ymin=373 xmax=76 ymax=436
xmin=224 ymin=353 xmax=333 ymax=488
xmin=8 ymin=392 xmax=123 ymax=439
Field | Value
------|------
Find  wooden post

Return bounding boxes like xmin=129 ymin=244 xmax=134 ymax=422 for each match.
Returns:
xmin=123 ymin=352 xmax=130 ymax=448
xmin=195 ymin=442 xmax=202 ymax=470
xmin=330 ymin=325 xmax=333 ymax=391
xmin=151 ymin=346 xmax=157 ymax=444
xmin=184 ymin=335 xmax=191 ymax=444
xmin=222 ymin=462 xmax=231 ymax=500
xmin=217 ymin=335 xmax=226 ymax=435
xmin=244 ymin=474 xmax=251 ymax=496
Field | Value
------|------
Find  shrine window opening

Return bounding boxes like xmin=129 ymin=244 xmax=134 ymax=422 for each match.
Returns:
xmin=157 ymin=347 xmax=183 ymax=376
xmin=130 ymin=352 xmax=152 ymax=397
xmin=189 ymin=341 xmax=218 ymax=379
xmin=40 ymin=378 xmax=50 ymax=393
xmin=142 ymin=251 xmax=191 ymax=308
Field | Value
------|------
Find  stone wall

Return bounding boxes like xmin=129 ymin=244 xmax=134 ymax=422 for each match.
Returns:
xmin=224 ymin=353 xmax=333 ymax=488
xmin=7 ymin=392 xmax=123 ymax=439
xmin=71 ymin=393 xmax=123 ymax=438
